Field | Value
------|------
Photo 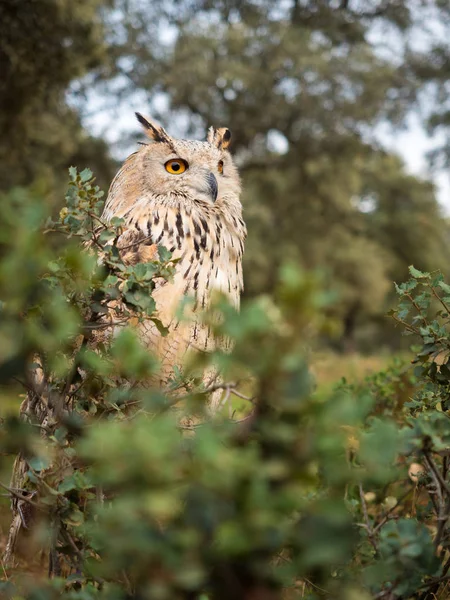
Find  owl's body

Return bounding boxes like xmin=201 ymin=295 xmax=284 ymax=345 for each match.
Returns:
xmin=102 ymin=115 xmax=246 ymax=386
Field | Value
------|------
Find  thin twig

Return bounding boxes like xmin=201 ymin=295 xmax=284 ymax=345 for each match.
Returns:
xmin=121 ymin=570 xmax=133 ymax=595
xmin=418 ymin=573 xmax=450 ymax=590
xmin=391 ymin=314 xmax=419 ymax=334
xmin=431 ymin=286 xmax=450 ymax=317
xmin=178 ymin=413 xmax=254 ymax=430
xmin=406 ymin=292 xmax=429 ymax=326
xmin=115 ymin=234 xmax=154 ymax=252
xmin=218 ymin=385 xmax=231 ymax=413
xmin=359 ymin=483 xmax=377 ymax=552
xmin=0 ymin=482 xmax=40 ymax=509
xmin=0 ymin=557 xmax=8 ymax=581
xmin=11 ymin=376 xmax=46 ymax=405
xmin=424 ymin=452 xmax=450 ymax=550
xmin=435 ymin=497 xmax=450 ymax=551
xmin=442 ymin=553 xmax=450 ymax=577
xmin=63 ymin=337 xmax=88 ymax=400
xmin=425 ymin=453 xmax=444 ymax=512
xmin=204 ymin=381 xmax=255 ymax=402
xmin=302 ymin=578 xmax=331 ymax=596
xmin=230 ymin=389 xmax=256 ymax=402
xmin=425 ymin=452 xmax=450 ymax=496
xmin=372 ymin=488 xmax=414 ymax=535
xmin=62 ymin=528 xmax=83 ymax=561
xmin=82 ymin=318 xmax=129 ymax=330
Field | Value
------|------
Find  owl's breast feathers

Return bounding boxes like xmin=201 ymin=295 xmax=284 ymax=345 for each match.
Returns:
xmin=118 ymin=199 xmax=246 ymax=313
xmin=104 ymin=199 xmax=245 ymax=378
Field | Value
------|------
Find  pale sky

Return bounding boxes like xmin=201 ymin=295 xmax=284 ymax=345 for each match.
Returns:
xmin=375 ymin=116 xmax=450 ymax=213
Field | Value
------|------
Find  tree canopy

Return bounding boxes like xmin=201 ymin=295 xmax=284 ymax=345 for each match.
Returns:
xmin=2 ymin=0 xmax=450 ymax=346
xmin=93 ymin=0 xmax=450 ymax=347
xmin=0 ymin=0 xmax=114 ymax=193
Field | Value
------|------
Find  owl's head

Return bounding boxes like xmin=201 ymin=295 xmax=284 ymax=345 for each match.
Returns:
xmin=121 ymin=112 xmax=241 ymax=207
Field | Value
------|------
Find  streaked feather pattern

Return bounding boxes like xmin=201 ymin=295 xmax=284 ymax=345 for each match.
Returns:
xmin=101 ymin=118 xmax=246 ymax=388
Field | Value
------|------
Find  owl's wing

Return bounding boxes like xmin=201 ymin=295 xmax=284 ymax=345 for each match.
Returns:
xmin=114 ymin=226 xmax=158 ymax=266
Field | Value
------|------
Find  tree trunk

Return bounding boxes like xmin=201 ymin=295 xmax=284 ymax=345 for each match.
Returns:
xmin=341 ymin=303 xmax=360 ymax=354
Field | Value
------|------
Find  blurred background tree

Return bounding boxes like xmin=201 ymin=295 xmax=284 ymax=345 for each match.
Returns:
xmin=0 ymin=0 xmax=115 ymax=195
xmin=2 ymin=0 xmax=450 ymax=349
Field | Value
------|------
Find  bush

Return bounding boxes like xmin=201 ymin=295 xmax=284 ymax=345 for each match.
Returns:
xmin=1 ymin=172 xmax=450 ymax=599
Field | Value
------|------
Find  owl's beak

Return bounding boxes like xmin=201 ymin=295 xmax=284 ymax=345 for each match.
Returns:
xmin=206 ymin=172 xmax=218 ymax=202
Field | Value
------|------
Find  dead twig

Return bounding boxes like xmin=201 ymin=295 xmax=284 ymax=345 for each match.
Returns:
xmin=423 ymin=452 xmax=450 ymax=551
xmin=0 ymin=482 xmax=40 ymax=509
xmin=424 ymin=452 xmax=450 ymax=496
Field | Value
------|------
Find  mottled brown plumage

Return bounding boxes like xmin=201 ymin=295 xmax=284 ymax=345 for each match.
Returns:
xmin=102 ymin=114 xmax=246 ymax=392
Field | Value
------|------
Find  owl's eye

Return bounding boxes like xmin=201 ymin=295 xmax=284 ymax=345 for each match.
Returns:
xmin=218 ymin=160 xmax=224 ymax=174
xmin=165 ymin=158 xmax=188 ymax=174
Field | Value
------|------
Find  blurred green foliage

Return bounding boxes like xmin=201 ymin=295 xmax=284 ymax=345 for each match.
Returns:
xmin=3 ymin=2 xmax=450 ymax=597
xmin=1 ymin=173 xmax=450 ymax=599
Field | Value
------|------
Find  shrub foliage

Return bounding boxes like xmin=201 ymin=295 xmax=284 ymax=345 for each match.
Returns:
xmin=1 ymin=172 xmax=450 ymax=599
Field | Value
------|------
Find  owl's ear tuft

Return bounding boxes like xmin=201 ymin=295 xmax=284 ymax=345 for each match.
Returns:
xmin=207 ymin=127 xmax=232 ymax=150
xmin=135 ymin=112 xmax=171 ymax=144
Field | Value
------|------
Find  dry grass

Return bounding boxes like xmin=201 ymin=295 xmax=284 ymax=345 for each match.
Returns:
xmin=312 ymin=351 xmax=400 ymax=397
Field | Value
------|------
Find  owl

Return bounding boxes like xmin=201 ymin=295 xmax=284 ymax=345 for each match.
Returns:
xmin=101 ymin=113 xmax=246 ymax=402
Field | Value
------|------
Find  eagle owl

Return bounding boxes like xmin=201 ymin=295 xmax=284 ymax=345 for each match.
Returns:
xmin=102 ymin=113 xmax=246 ymax=395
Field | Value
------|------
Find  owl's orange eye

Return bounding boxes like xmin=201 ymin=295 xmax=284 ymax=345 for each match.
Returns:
xmin=165 ymin=158 xmax=188 ymax=174
xmin=218 ymin=160 xmax=224 ymax=174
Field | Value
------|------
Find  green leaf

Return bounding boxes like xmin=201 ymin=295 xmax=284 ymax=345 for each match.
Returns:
xmin=409 ymin=265 xmax=430 ymax=279
xmin=152 ymin=317 xmax=169 ymax=337
xmin=158 ymin=245 xmax=172 ymax=262
xmin=79 ymin=168 xmax=93 ymax=183
xmin=28 ymin=456 xmax=50 ymax=472
xmin=63 ymin=507 xmax=85 ymax=526
xmin=47 ymin=260 xmax=60 ymax=273
xmin=59 ymin=471 xmax=92 ymax=493
xmin=438 ymin=281 xmax=450 ymax=294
